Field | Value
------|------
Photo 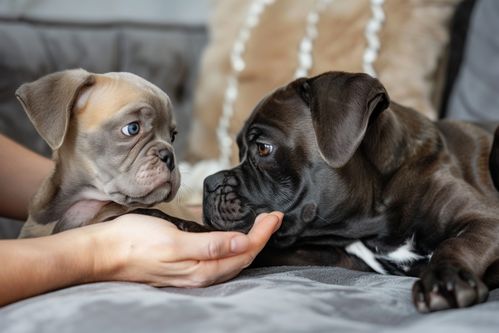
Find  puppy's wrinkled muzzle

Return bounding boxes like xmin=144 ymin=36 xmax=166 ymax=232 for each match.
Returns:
xmin=203 ymin=172 xmax=254 ymax=232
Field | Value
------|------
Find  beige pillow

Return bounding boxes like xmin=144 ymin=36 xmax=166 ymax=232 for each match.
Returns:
xmin=186 ymin=0 xmax=460 ymax=166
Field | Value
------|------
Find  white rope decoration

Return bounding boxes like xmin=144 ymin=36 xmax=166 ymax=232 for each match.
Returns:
xmin=295 ymin=0 xmax=333 ymax=78
xmin=218 ymin=0 xmax=277 ymax=167
xmin=179 ymin=0 xmax=385 ymax=204
xmin=363 ymin=0 xmax=385 ymax=77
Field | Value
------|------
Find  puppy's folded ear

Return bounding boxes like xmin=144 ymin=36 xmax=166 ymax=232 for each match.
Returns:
xmin=15 ymin=68 xmax=95 ymax=150
xmin=298 ymin=71 xmax=390 ymax=168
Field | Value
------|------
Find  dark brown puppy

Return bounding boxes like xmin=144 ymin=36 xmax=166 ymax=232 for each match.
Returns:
xmin=201 ymin=71 xmax=499 ymax=313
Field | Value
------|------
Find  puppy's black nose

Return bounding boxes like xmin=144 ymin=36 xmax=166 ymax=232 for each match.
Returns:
xmin=158 ymin=149 xmax=175 ymax=171
xmin=204 ymin=171 xmax=238 ymax=193
xmin=204 ymin=171 xmax=225 ymax=193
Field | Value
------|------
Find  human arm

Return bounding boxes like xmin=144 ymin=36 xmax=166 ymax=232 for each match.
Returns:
xmin=0 ymin=134 xmax=53 ymax=220
xmin=0 ymin=133 xmax=283 ymax=306
xmin=0 ymin=211 xmax=282 ymax=306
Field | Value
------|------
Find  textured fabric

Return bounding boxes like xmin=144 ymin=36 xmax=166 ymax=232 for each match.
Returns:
xmin=1 ymin=267 xmax=498 ymax=332
xmin=0 ymin=0 xmax=209 ymax=27
xmin=446 ymin=0 xmax=499 ymax=121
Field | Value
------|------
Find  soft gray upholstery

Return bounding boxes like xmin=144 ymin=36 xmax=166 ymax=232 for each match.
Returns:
xmin=446 ymin=0 xmax=499 ymax=121
xmin=1 ymin=267 xmax=499 ymax=333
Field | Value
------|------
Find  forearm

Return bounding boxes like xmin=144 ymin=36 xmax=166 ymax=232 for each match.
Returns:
xmin=0 ymin=134 xmax=53 ymax=220
xmin=0 ymin=228 xmax=99 ymax=307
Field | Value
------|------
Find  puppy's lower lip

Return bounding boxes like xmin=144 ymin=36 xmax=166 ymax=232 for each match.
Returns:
xmin=208 ymin=218 xmax=252 ymax=233
xmin=115 ymin=180 xmax=172 ymax=204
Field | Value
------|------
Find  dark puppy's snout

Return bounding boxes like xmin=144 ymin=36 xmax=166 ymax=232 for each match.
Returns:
xmin=158 ymin=149 xmax=175 ymax=171
xmin=204 ymin=171 xmax=226 ymax=193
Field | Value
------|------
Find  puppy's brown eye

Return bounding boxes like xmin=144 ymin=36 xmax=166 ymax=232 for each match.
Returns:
xmin=171 ymin=130 xmax=177 ymax=143
xmin=257 ymin=142 xmax=273 ymax=157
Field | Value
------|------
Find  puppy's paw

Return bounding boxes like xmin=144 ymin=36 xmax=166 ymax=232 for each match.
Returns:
xmin=412 ymin=265 xmax=488 ymax=313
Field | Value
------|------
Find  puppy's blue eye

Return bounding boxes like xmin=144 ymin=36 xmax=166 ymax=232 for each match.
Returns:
xmin=121 ymin=122 xmax=140 ymax=136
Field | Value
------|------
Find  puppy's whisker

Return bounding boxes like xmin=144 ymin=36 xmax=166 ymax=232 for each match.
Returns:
xmin=174 ymin=186 xmax=192 ymax=205
xmin=247 ymin=206 xmax=258 ymax=220
xmin=178 ymin=185 xmax=195 ymax=198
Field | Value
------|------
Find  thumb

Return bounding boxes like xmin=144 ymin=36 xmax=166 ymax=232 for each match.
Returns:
xmin=246 ymin=212 xmax=283 ymax=251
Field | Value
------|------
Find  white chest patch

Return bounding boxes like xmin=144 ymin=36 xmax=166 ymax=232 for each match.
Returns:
xmin=345 ymin=241 xmax=387 ymax=274
xmin=383 ymin=237 xmax=424 ymax=263
xmin=345 ymin=237 xmax=427 ymax=275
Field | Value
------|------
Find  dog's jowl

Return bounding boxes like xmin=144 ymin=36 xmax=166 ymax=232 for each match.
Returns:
xmin=203 ymin=71 xmax=499 ymax=312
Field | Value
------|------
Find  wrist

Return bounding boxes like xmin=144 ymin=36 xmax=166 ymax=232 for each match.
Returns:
xmin=85 ymin=221 xmax=128 ymax=282
xmin=47 ymin=223 xmax=123 ymax=285
xmin=47 ymin=227 xmax=100 ymax=285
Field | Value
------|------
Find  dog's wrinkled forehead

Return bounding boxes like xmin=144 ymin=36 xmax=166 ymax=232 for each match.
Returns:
xmin=102 ymin=72 xmax=167 ymax=98
xmin=236 ymin=81 xmax=312 ymax=155
xmin=243 ymin=83 xmax=308 ymax=132
xmin=77 ymin=72 xmax=173 ymax=130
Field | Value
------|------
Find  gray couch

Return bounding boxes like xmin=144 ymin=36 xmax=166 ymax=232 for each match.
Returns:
xmin=2 ymin=0 xmax=499 ymax=332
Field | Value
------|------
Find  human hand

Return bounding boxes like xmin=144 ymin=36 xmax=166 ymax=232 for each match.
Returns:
xmin=91 ymin=211 xmax=283 ymax=287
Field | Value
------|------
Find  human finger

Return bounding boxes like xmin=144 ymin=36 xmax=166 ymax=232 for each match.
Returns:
xmin=168 ymin=212 xmax=283 ymax=262
xmin=166 ymin=229 xmax=251 ymax=261
xmin=246 ymin=212 xmax=283 ymax=252
xmin=182 ymin=212 xmax=284 ymax=286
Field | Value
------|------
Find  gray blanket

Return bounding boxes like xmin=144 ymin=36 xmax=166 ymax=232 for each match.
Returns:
xmin=1 ymin=266 xmax=498 ymax=333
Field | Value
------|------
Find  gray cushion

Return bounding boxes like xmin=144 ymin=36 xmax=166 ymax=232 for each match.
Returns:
xmin=1 ymin=267 xmax=498 ymax=333
xmin=0 ymin=0 xmax=209 ymax=26
xmin=446 ymin=0 xmax=499 ymax=121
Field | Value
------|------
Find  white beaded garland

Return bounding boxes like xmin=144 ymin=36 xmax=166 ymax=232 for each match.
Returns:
xmin=294 ymin=0 xmax=333 ymax=79
xmin=218 ymin=0 xmax=277 ymax=166
xmin=363 ymin=0 xmax=385 ymax=77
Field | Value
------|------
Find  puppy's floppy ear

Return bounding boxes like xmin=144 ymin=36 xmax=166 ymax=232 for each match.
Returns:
xmin=15 ymin=68 xmax=95 ymax=150
xmin=298 ymin=71 xmax=390 ymax=168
